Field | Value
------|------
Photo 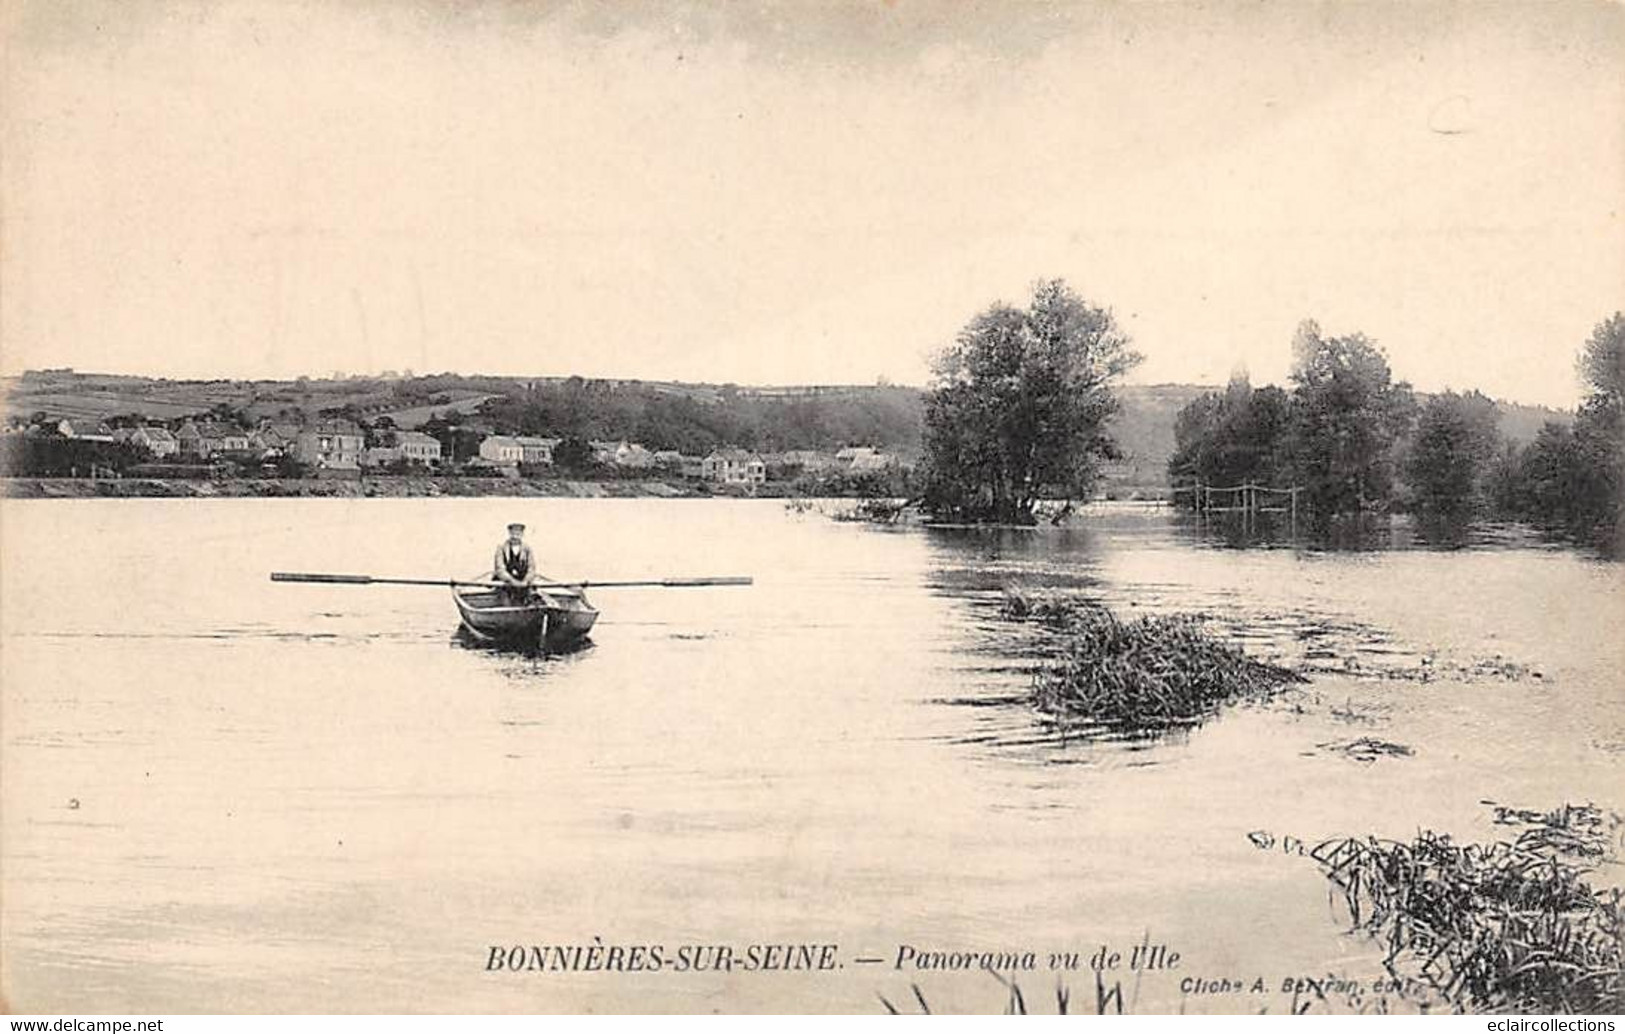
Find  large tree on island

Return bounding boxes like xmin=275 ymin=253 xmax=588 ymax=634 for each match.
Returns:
xmin=920 ymin=279 xmax=1141 ymax=524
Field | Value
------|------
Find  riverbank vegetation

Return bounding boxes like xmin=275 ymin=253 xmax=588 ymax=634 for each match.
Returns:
xmin=1003 ymin=591 xmax=1302 ymax=731
xmin=1169 ymin=312 xmax=1624 ymax=555
xmin=1305 ymin=804 xmax=1623 ymax=1013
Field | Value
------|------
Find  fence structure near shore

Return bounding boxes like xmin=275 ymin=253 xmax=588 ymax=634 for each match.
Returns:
xmin=1169 ymin=482 xmax=1302 ymax=532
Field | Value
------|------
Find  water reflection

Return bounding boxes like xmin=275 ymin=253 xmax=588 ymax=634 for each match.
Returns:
xmin=915 ymin=504 xmax=1605 ymax=761
xmin=450 ymin=624 xmax=598 ymax=658
xmin=1173 ymin=507 xmax=1563 ymax=554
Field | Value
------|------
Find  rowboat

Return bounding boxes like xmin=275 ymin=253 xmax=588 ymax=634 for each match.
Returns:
xmin=271 ymin=569 xmax=745 ymax=653
xmin=451 ymin=574 xmax=599 ymax=651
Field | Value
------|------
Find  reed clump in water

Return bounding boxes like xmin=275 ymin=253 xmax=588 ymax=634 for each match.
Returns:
xmin=1000 ymin=588 xmax=1110 ymax=629
xmin=1310 ymin=825 xmax=1623 ymax=1013
xmin=1489 ymin=801 xmax=1623 ymax=861
xmin=1313 ymin=736 xmax=1416 ymax=764
xmin=1008 ymin=591 xmax=1303 ymax=730
xmin=830 ymin=497 xmax=912 ymax=523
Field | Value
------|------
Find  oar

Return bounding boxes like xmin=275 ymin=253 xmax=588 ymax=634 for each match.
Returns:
xmin=270 ymin=572 xmax=753 ymax=590
xmin=271 ymin=572 xmax=501 ymax=588
xmin=564 ymin=576 xmax=753 ymax=589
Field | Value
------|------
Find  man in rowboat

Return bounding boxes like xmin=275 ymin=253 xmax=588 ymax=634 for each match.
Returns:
xmin=493 ymin=522 xmax=537 ymax=602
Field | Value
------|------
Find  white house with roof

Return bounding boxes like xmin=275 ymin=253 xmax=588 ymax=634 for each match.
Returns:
xmin=619 ymin=443 xmax=656 ymax=468
xmin=836 ymin=446 xmax=893 ymax=473
xmin=57 ymin=418 xmax=115 ymax=442
xmin=590 ymin=440 xmax=657 ymax=468
xmin=395 ymin=431 xmax=443 ymax=466
xmin=249 ymin=422 xmax=301 ymax=456
xmin=177 ymin=421 xmax=251 ymax=457
xmin=780 ymin=449 xmax=836 ymax=472
xmin=127 ymin=426 xmax=179 ymax=457
xmin=478 ymin=435 xmax=523 ymax=466
xmin=292 ymin=420 xmax=364 ymax=469
xmin=701 ymin=448 xmax=766 ymax=485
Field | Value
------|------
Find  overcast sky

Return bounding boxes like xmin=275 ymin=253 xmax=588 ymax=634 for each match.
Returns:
xmin=3 ymin=1 xmax=1621 ymax=407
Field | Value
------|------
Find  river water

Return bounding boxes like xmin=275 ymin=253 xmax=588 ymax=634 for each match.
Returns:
xmin=2 ymin=499 xmax=1621 ymax=1013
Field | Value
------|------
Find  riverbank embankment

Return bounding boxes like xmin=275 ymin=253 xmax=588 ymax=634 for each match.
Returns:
xmin=0 ymin=476 xmax=717 ymax=500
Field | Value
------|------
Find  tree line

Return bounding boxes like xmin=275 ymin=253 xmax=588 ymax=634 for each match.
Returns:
xmin=1166 ymin=314 xmax=1623 ymax=553
xmin=470 ymin=378 xmax=923 ymax=457
xmin=909 ymin=278 xmax=1620 ymax=555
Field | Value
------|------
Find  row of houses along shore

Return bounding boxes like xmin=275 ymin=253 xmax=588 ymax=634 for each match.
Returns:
xmin=26 ymin=417 xmax=909 ymax=487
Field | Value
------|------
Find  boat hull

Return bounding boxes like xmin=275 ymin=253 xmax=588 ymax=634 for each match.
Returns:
xmin=452 ymin=581 xmax=598 ymax=651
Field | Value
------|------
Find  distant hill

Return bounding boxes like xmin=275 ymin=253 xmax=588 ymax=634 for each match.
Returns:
xmin=1102 ymin=384 xmax=1217 ymax=488
xmin=1491 ymin=399 xmax=1573 ymax=445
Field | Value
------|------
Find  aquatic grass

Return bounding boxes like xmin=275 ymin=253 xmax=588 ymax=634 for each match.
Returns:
xmin=830 ymin=497 xmax=912 ymax=523
xmin=999 ymin=588 xmax=1110 ymax=629
xmin=1313 ymin=736 xmax=1416 ymax=763
xmin=877 ymin=972 xmax=1126 ymax=1015
xmin=1308 ymin=826 xmax=1624 ymax=1013
xmin=1487 ymin=801 xmax=1623 ymax=861
xmin=1005 ymin=592 xmax=1303 ymax=731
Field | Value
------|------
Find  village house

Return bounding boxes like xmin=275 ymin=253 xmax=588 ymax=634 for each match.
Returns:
xmin=679 ymin=455 xmax=706 ymax=479
xmin=127 ymin=426 xmax=179 ymax=458
xmin=835 ymin=446 xmax=893 ymax=473
xmin=478 ymin=435 xmax=523 ymax=466
xmin=652 ymin=449 xmax=683 ymax=469
xmin=56 ymin=418 xmax=115 ymax=442
xmin=701 ymin=447 xmax=767 ymax=486
xmin=779 ymin=449 xmax=836 ymax=472
xmin=360 ymin=446 xmax=401 ymax=469
xmin=249 ymin=422 xmax=301 ymax=457
xmin=396 ymin=430 xmax=444 ymax=466
xmin=514 ymin=436 xmax=559 ymax=466
xmin=590 ymin=440 xmax=657 ymax=468
xmin=292 ymin=420 xmax=364 ymax=470
xmin=177 ymin=421 xmax=252 ymax=458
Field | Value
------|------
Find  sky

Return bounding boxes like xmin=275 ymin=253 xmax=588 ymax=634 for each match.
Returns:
xmin=2 ymin=0 xmax=1621 ymax=407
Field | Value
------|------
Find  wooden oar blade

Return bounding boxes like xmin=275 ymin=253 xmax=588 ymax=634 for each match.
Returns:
xmin=556 ymin=576 xmax=754 ymax=588
xmin=270 ymin=572 xmax=374 ymax=584
xmin=271 ymin=572 xmax=500 ymax=588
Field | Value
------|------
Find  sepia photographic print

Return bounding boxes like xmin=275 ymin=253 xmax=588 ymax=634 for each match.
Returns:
xmin=2 ymin=0 xmax=1622 ymax=1019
